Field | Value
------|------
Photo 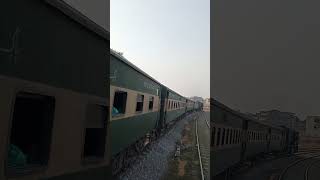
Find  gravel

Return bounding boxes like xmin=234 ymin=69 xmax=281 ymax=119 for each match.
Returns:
xmin=118 ymin=113 xmax=195 ymax=180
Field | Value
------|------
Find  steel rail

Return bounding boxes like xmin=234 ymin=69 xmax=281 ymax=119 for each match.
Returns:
xmin=304 ymin=159 xmax=320 ymax=180
xmin=278 ymin=153 xmax=320 ymax=180
xmin=195 ymin=114 xmax=205 ymax=180
xmin=204 ymin=115 xmax=210 ymax=128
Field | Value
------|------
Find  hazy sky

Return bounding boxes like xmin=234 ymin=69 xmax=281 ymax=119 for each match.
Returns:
xmin=213 ymin=0 xmax=320 ymax=119
xmin=111 ymin=0 xmax=210 ymax=98
xmin=63 ymin=0 xmax=109 ymax=31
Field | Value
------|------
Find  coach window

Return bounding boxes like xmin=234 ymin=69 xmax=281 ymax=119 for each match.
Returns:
xmin=217 ymin=128 xmax=221 ymax=146
xmin=235 ymin=130 xmax=238 ymax=143
xmin=230 ymin=129 xmax=232 ymax=144
xmin=236 ymin=130 xmax=238 ymax=143
xmin=7 ymin=92 xmax=55 ymax=175
xmin=113 ymin=91 xmax=127 ymax=116
xmin=212 ymin=127 xmax=216 ymax=146
xmin=149 ymin=96 xmax=154 ymax=111
xmin=230 ymin=130 xmax=233 ymax=144
xmin=83 ymin=104 xmax=107 ymax=161
xmin=136 ymin=94 xmax=144 ymax=112
xmin=222 ymin=128 xmax=225 ymax=145
xmin=236 ymin=130 xmax=239 ymax=143
xmin=226 ymin=129 xmax=229 ymax=145
xmin=228 ymin=130 xmax=231 ymax=144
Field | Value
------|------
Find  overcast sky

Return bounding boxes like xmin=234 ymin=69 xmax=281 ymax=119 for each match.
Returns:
xmin=111 ymin=0 xmax=210 ymax=98
xmin=63 ymin=0 xmax=109 ymax=31
xmin=213 ymin=0 xmax=320 ymax=120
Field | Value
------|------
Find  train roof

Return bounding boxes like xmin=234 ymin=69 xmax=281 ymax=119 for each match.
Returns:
xmin=110 ymin=49 xmax=163 ymax=86
xmin=213 ymin=99 xmax=283 ymax=130
xmin=111 ymin=49 xmax=191 ymax=99
xmin=46 ymin=0 xmax=109 ymax=40
xmin=165 ymin=87 xmax=187 ymax=100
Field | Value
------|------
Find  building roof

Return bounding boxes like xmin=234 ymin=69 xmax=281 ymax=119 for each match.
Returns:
xmin=45 ymin=0 xmax=109 ymax=40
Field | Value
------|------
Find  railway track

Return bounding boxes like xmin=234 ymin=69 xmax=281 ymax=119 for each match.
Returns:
xmin=195 ymin=112 xmax=210 ymax=180
xmin=278 ymin=152 xmax=320 ymax=180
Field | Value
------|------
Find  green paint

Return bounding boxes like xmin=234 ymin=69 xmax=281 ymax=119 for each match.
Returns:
xmin=168 ymin=90 xmax=184 ymax=101
xmin=111 ymin=111 xmax=159 ymax=155
xmin=0 ymin=0 xmax=108 ymax=97
xmin=110 ymin=55 xmax=160 ymax=96
xmin=166 ymin=109 xmax=185 ymax=123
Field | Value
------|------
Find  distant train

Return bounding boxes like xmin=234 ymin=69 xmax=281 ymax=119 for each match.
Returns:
xmin=211 ymin=99 xmax=299 ymax=178
xmin=110 ymin=50 xmax=203 ymax=174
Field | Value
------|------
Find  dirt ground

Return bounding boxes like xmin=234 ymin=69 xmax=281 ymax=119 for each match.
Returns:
xmin=161 ymin=119 xmax=201 ymax=180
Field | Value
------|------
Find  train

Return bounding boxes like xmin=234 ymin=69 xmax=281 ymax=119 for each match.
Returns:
xmin=0 ymin=0 xmax=109 ymax=179
xmin=0 ymin=1 xmax=203 ymax=179
xmin=110 ymin=50 xmax=203 ymax=174
xmin=211 ymin=99 xmax=299 ymax=179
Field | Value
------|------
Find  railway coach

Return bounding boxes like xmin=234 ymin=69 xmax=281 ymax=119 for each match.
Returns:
xmin=0 ymin=0 xmax=109 ymax=179
xmin=110 ymin=50 xmax=162 ymax=173
xmin=110 ymin=50 xmax=200 ymax=174
xmin=211 ymin=99 xmax=299 ymax=179
xmin=160 ymin=87 xmax=188 ymax=126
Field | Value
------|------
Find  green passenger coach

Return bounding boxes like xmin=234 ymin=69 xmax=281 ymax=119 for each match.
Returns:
xmin=110 ymin=50 xmax=162 ymax=174
xmin=110 ymin=50 xmax=202 ymax=175
xmin=0 ymin=0 xmax=110 ymax=179
xmin=162 ymin=88 xmax=188 ymax=124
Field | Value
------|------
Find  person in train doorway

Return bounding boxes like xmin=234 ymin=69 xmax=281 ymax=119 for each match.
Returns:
xmin=112 ymin=106 xmax=119 ymax=116
xmin=8 ymin=144 xmax=27 ymax=168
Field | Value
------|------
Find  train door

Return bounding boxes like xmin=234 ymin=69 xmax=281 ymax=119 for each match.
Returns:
xmin=240 ymin=120 xmax=248 ymax=161
xmin=164 ymin=91 xmax=169 ymax=123
xmin=267 ymin=128 xmax=271 ymax=152
xmin=159 ymin=88 xmax=168 ymax=129
xmin=185 ymin=99 xmax=187 ymax=112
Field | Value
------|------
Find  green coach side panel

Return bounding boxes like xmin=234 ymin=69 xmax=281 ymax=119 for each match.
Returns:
xmin=0 ymin=0 xmax=108 ymax=97
xmin=111 ymin=112 xmax=159 ymax=155
xmin=110 ymin=54 xmax=160 ymax=96
xmin=166 ymin=109 xmax=185 ymax=123
xmin=168 ymin=89 xmax=184 ymax=101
